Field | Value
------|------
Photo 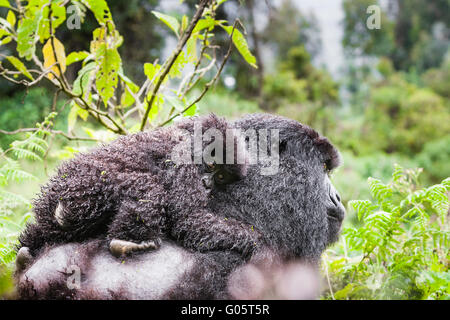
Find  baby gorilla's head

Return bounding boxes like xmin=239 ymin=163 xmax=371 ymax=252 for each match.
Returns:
xmin=200 ymin=161 xmax=245 ymax=190
xmin=173 ymin=114 xmax=248 ymax=190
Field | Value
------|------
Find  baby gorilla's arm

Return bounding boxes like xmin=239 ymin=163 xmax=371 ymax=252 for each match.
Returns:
xmin=107 ymin=199 xmax=264 ymax=259
xmin=170 ymin=210 xmax=264 ymax=258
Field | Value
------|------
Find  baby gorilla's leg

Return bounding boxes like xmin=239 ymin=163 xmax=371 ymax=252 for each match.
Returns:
xmin=107 ymin=200 xmax=163 ymax=258
xmin=109 ymin=239 xmax=161 ymax=258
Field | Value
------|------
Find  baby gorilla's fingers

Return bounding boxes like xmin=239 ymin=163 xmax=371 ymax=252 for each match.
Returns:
xmin=109 ymin=238 xmax=161 ymax=258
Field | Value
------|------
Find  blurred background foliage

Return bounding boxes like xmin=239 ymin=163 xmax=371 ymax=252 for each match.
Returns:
xmin=0 ymin=0 xmax=448 ymax=299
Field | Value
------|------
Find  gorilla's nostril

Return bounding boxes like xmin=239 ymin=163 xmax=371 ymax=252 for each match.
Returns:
xmin=330 ymin=194 xmax=338 ymax=207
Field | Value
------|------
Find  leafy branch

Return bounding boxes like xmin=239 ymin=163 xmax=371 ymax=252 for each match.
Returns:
xmin=0 ymin=0 xmax=257 ymax=137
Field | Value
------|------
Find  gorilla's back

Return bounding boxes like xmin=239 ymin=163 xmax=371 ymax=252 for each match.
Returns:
xmin=17 ymin=241 xmax=196 ymax=299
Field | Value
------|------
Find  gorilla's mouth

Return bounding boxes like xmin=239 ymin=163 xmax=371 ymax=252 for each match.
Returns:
xmin=327 ymin=210 xmax=344 ymax=223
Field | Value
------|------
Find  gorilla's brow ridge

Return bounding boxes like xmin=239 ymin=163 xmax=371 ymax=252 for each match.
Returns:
xmin=234 ymin=113 xmax=342 ymax=171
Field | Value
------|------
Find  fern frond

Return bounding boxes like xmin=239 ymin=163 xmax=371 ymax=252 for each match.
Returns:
xmin=425 ymin=184 xmax=449 ymax=218
xmin=349 ymin=200 xmax=377 ymax=221
xmin=441 ymin=178 xmax=450 ymax=190
xmin=0 ymin=189 xmax=30 ymax=207
xmin=368 ymin=178 xmax=393 ymax=203
xmin=392 ymin=164 xmax=405 ymax=183
xmin=11 ymin=147 xmax=43 ymax=161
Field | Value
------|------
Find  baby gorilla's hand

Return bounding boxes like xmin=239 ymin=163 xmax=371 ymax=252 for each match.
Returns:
xmin=109 ymin=238 xmax=162 ymax=258
xmin=248 ymin=245 xmax=281 ymax=269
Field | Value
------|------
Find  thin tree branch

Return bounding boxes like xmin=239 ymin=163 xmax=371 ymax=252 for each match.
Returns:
xmin=140 ymin=0 xmax=211 ymax=131
xmin=158 ymin=20 xmax=237 ymax=127
xmin=0 ymin=128 xmax=98 ymax=142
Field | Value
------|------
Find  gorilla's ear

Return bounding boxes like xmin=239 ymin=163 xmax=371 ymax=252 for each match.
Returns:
xmin=279 ymin=140 xmax=288 ymax=153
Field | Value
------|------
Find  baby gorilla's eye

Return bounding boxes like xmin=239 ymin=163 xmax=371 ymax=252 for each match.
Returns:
xmin=214 ymin=172 xmax=228 ymax=185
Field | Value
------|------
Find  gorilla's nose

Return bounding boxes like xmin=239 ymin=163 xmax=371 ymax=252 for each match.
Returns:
xmin=327 ymin=189 xmax=345 ymax=222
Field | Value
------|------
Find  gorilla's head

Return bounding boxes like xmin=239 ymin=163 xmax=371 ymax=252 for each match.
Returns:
xmin=210 ymin=113 xmax=345 ymax=263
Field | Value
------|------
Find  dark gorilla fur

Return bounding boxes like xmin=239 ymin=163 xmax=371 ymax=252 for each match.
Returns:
xmin=18 ymin=114 xmax=264 ymax=260
xmin=15 ymin=113 xmax=346 ymax=299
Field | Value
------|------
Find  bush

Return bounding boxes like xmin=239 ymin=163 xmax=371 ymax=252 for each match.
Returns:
xmin=364 ymin=80 xmax=449 ymax=155
xmin=0 ymin=88 xmax=68 ymax=148
xmin=0 ymin=118 xmax=53 ymax=298
xmin=417 ymin=136 xmax=450 ymax=183
xmin=422 ymin=58 xmax=450 ymax=98
xmin=262 ymin=45 xmax=339 ymax=111
xmin=323 ymin=166 xmax=450 ymax=300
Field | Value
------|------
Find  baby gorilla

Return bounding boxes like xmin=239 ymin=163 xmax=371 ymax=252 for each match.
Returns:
xmin=17 ymin=114 xmax=263 ymax=262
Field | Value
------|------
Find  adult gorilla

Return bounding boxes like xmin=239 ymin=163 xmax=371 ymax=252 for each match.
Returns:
xmin=15 ymin=114 xmax=345 ymax=299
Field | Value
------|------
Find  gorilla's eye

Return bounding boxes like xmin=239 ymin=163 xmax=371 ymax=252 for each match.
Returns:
xmin=323 ymin=163 xmax=331 ymax=175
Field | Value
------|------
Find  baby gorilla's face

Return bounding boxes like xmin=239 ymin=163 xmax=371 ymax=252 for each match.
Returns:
xmin=200 ymin=162 xmax=245 ymax=190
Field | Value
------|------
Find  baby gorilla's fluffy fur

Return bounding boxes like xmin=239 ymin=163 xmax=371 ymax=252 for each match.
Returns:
xmin=18 ymin=114 xmax=263 ymax=260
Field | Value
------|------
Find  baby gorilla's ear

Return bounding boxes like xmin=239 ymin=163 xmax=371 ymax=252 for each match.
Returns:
xmin=200 ymin=113 xmax=229 ymax=134
xmin=200 ymin=114 xmax=249 ymax=189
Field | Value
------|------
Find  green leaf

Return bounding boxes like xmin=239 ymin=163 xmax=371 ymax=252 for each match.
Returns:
xmin=17 ymin=16 xmax=39 ymax=60
xmin=183 ymin=104 xmax=197 ymax=117
xmin=38 ymin=2 xmax=67 ymax=42
xmin=0 ymin=36 xmax=12 ymax=45
xmin=5 ymin=56 xmax=34 ymax=80
xmin=68 ymin=102 xmax=89 ymax=132
xmin=217 ymin=0 xmax=229 ymax=6
xmin=168 ymin=50 xmax=187 ymax=79
xmin=0 ymin=29 xmax=11 ymax=38
xmin=152 ymin=11 xmax=180 ymax=37
xmin=82 ymin=0 xmax=112 ymax=25
xmin=66 ymin=51 xmax=89 ymax=66
xmin=186 ymin=36 xmax=197 ymax=63
xmin=6 ymin=10 xmax=15 ymax=28
xmin=221 ymin=25 xmax=258 ymax=68
xmin=118 ymin=70 xmax=139 ymax=108
xmin=181 ymin=15 xmax=188 ymax=33
xmin=192 ymin=17 xmax=215 ymax=33
xmin=72 ymin=61 xmax=95 ymax=97
xmin=145 ymin=95 xmax=163 ymax=123
xmin=144 ymin=62 xmax=161 ymax=82
xmin=95 ymin=45 xmax=121 ymax=106
xmin=90 ymin=27 xmax=122 ymax=52
xmin=0 ymin=0 xmax=10 ymax=8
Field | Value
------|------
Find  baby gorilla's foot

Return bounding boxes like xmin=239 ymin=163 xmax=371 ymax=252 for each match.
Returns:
xmin=16 ymin=247 xmax=33 ymax=272
xmin=109 ymin=238 xmax=162 ymax=258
